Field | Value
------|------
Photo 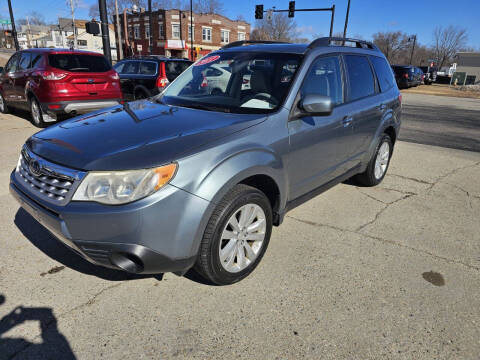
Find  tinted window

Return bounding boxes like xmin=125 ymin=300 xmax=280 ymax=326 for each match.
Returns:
xmin=165 ymin=61 xmax=191 ymax=82
xmin=122 ymin=61 xmax=139 ymax=74
xmin=344 ymin=55 xmax=375 ymax=101
xmin=301 ymin=56 xmax=343 ymax=105
xmin=5 ymin=53 xmax=20 ymax=73
xmin=139 ymin=61 xmax=157 ymax=75
xmin=113 ymin=62 xmax=125 ymax=73
xmin=370 ymin=56 xmax=395 ymax=92
xmin=31 ymin=54 xmax=43 ymax=68
xmin=18 ymin=53 xmax=31 ymax=71
xmin=48 ymin=54 xmax=111 ymax=72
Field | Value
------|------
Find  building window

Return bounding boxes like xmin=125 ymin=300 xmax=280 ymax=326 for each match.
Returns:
xmin=172 ymin=23 xmax=180 ymax=39
xmin=133 ymin=24 xmax=140 ymax=39
xmin=188 ymin=25 xmax=194 ymax=40
xmin=238 ymin=32 xmax=246 ymax=41
xmin=128 ymin=26 xmax=133 ymax=39
xmin=145 ymin=24 xmax=150 ymax=39
xmin=220 ymin=30 xmax=230 ymax=43
xmin=158 ymin=22 xmax=165 ymax=39
xmin=77 ymin=39 xmax=87 ymax=47
xmin=202 ymin=27 xmax=211 ymax=42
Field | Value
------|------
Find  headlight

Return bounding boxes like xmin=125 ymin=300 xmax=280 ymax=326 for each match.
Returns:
xmin=72 ymin=163 xmax=177 ymax=205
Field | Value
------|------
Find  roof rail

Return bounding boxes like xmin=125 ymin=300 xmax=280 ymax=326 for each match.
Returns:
xmin=221 ymin=40 xmax=290 ymax=49
xmin=308 ymin=37 xmax=379 ymax=51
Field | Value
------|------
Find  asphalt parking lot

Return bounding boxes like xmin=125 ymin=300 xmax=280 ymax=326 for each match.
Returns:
xmin=0 ymin=95 xmax=479 ymax=359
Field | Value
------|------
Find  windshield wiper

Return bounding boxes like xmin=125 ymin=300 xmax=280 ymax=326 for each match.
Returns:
xmin=170 ymin=103 xmax=231 ymax=113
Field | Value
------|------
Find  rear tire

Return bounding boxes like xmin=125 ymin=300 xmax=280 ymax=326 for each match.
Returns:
xmin=354 ymin=134 xmax=393 ymax=186
xmin=0 ymin=93 xmax=9 ymax=114
xmin=30 ymin=97 xmax=48 ymax=128
xmin=134 ymin=89 xmax=149 ymax=100
xmin=194 ymin=184 xmax=273 ymax=285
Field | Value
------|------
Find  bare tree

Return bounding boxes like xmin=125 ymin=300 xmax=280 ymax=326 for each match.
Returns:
xmin=17 ymin=11 xmax=46 ymax=26
xmin=251 ymin=13 xmax=298 ymax=42
xmin=372 ymin=31 xmax=409 ymax=63
xmin=193 ymin=0 xmax=224 ymax=14
xmin=89 ymin=0 xmax=146 ymax=21
xmin=433 ymin=25 xmax=468 ymax=69
xmin=153 ymin=0 xmax=188 ymax=10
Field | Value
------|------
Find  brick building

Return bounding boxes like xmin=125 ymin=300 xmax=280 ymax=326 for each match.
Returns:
xmin=116 ymin=10 xmax=250 ymax=59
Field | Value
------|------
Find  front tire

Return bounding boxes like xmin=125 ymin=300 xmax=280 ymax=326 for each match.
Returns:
xmin=30 ymin=97 xmax=48 ymax=128
xmin=194 ymin=184 xmax=273 ymax=285
xmin=354 ymin=134 xmax=393 ymax=186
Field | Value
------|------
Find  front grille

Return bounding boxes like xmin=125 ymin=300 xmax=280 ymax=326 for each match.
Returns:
xmin=15 ymin=147 xmax=85 ymax=206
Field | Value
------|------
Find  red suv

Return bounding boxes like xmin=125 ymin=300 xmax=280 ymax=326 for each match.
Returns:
xmin=0 ymin=48 xmax=122 ymax=127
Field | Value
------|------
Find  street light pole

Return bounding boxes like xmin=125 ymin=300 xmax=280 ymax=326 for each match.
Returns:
xmin=98 ymin=0 xmax=112 ymax=63
xmin=7 ymin=0 xmax=19 ymax=51
xmin=329 ymin=5 xmax=335 ymax=38
xmin=190 ymin=0 xmax=193 ymax=60
xmin=409 ymin=35 xmax=417 ymax=65
xmin=115 ymin=0 xmax=123 ymax=60
xmin=148 ymin=0 xmax=153 ymax=54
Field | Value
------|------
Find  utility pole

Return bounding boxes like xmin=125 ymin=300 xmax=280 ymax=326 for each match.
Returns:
xmin=7 ymin=0 xmax=19 ymax=51
xmin=329 ymin=5 xmax=335 ymax=38
xmin=114 ymin=0 xmax=123 ymax=60
xmin=148 ymin=0 xmax=153 ymax=54
xmin=26 ymin=16 xmax=31 ymax=48
xmin=190 ymin=0 xmax=193 ymax=60
xmin=99 ymin=0 xmax=112 ymax=63
xmin=69 ymin=0 xmax=77 ymax=48
xmin=409 ymin=35 xmax=417 ymax=65
xmin=342 ymin=0 xmax=351 ymax=44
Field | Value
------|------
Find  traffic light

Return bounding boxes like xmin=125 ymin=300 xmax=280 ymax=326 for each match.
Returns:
xmin=85 ymin=21 xmax=100 ymax=35
xmin=255 ymin=5 xmax=263 ymax=19
xmin=288 ymin=1 xmax=295 ymax=17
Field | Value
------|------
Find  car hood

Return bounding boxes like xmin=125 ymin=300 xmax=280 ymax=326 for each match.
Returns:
xmin=27 ymin=100 xmax=267 ymax=171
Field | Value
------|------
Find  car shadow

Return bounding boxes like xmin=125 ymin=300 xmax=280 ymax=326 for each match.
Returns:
xmin=14 ymin=208 xmax=163 ymax=282
xmin=0 ymin=294 xmax=76 ymax=360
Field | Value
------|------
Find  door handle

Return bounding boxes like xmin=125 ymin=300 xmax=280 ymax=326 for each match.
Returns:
xmin=342 ymin=116 xmax=353 ymax=127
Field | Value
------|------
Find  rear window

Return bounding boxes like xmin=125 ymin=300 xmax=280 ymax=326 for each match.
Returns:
xmin=165 ymin=61 xmax=192 ymax=81
xmin=344 ymin=55 xmax=375 ymax=101
xmin=48 ymin=54 xmax=111 ymax=72
xmin=139 ymin=61 xmax=157 ymax=75
xmin=370 ymin=56 xmax=395 ymax=92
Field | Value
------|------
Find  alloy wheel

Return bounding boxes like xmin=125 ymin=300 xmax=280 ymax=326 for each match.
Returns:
xmin=31 ymin=100 xmax=41 ymax=124
xmin=219 ymin=203 xmax=266 ymax=273
xmin=374 ymin=141 xmax=390 ymax=179
xmin=0 ymin=94 xmax=4 ymax=112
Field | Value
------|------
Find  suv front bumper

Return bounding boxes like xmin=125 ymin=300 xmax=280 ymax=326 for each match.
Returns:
xmin=10 ymin=171 xmax=211 ymax=274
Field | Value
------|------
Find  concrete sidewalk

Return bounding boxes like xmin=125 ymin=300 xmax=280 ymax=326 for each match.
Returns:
xmin=0 ymin=113 xmax=479 ymax=359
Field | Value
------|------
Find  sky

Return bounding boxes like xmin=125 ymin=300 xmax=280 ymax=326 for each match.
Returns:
xmin=2 ymin=0 xmax=480 ymax=48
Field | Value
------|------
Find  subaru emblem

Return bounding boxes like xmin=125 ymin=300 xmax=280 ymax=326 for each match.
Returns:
xmin=28 ymin=159 xmax=42 ymax=177
xmin=88 ymin=79 xmax=94 ymax=83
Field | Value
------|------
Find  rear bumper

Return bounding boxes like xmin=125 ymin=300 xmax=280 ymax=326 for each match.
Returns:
xmin=41 ymin=99 xmax=122 ymax=116
xmin=10 ymin=171 xmax=211 ymax=274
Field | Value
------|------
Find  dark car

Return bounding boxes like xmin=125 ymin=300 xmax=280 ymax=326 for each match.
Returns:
xmin=0 ymin=48 xmax=122 ymax=127
xmin=391 ymin=65 xmax=423 ymax=88
xmin=419 ymin=66 xmax=437 ymax=85
xmin=113 ymin=57 xmax=192 ymax=100
xmin=10 ymin=38 xmax=401 ymax=285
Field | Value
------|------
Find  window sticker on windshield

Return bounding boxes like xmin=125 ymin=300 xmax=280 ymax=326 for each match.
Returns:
xmin=194 ymin=55 xmax=220 ymax=66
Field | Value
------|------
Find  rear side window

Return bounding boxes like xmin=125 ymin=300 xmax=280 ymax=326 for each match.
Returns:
xmin=48 ymin=54 xmax=111 ymax=72
xmin=344 ymin=55 xmax=375 ymax=101
xmin=370 ymin=56 xmax=395 ymax=92
xmin=165 ymin=61 xmax=191 ymax=81
xmin=31 ymin=54 xmax=43 ymax=68
xmin=301 ymin=56 xmax=343 ymax=105
xmin=139 ymin=61 xmax=157 ymax=75
xmin=18 ymin=53 xmax=31 ymax=70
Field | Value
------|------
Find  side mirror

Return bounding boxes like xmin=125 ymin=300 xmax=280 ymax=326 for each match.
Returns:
xmin=300 ymin=94 xmax=333 ymax=115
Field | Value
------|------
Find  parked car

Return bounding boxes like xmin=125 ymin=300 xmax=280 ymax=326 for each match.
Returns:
xmin=391 ymin=65 xmax=423 ymax=88
xmin=419 ymin=65 xmax=437 ymax=85
xmin=0 ymin=48 xmax=122 ymax=127
xmin=113 ymin=56 xmax=192 ymax=100
xmin=10 ymin=38 xmax=401 ymax=285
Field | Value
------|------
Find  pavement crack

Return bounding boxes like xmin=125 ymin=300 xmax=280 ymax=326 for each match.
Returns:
xmin=428 ymin=161 xmax=480 ymax=192
xmin=286 ymin=215 xmax=480 ymax=272
xmin=388 ymin=173 xmax=433 ymax=185
xmin=355 ymin=193 xmax=414 ymax=232
xmin=355 ymin=188 xmax=388 ymax=205
xmin=9 ymin=282 xmax=124 ymax=360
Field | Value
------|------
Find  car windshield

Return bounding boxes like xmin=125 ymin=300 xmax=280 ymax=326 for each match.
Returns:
xmin=159 ymin=52 xmax=303 ymax=114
